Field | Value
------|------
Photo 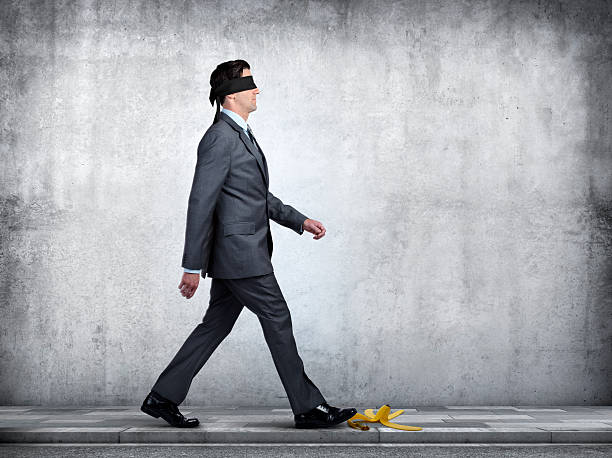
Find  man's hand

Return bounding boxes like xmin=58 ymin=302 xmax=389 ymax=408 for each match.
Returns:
xmin=179 ymin=272 xmax=200 ymax=299
xmin=303 ymin=218 xmax=326 ymax=240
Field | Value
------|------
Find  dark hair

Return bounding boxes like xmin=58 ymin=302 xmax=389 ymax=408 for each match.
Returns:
xmin=209 ymin=59 xmax=251 ymax=123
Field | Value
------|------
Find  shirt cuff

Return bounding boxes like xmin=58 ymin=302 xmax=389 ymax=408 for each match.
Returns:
xmin=184 ymin=268 xmax=201 ymax=274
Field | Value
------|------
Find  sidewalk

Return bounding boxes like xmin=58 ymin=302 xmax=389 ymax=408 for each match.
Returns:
xmin=1 ymin=405 xmax=611 ymax=444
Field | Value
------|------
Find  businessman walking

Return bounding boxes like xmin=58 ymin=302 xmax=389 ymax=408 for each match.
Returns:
xmin=141 ymin=60 xmax=356 ymax=429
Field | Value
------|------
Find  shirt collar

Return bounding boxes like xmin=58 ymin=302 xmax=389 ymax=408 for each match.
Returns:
xmin=221 ymin=107 xmax=249 ymax=132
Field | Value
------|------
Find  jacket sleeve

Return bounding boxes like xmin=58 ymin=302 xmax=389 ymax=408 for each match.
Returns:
xmin=181 ymin=131 xmax=230 ymax=272
xmin=267 ymin=190 xmax=308 ymax=235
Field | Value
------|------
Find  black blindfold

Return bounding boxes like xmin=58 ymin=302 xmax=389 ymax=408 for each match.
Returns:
xmin=209 ymin=76 xmax=257 ymax=105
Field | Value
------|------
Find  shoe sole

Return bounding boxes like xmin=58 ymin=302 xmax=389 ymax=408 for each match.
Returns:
xmin=140 ymin=405 xmax=160 ymax=418
xmin=140 ymin=405 xmax=199 ymax=428
xmin=295 ymin=409 xmax=357 ymax=429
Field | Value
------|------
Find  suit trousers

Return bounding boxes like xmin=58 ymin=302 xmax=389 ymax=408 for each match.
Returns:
xmin=150 ymin=272 xmax=327 ymax=415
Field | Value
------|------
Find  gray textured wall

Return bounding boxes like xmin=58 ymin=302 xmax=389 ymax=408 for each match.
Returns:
xmin=1 ymin=0 xmax=611 ymax=407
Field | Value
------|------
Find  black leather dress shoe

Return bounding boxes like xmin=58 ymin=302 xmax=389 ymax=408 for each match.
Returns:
xmin=294 ymin=402 xmax=357 ymax=429
xmin=140 ymin=391 xmax=200 ymax=428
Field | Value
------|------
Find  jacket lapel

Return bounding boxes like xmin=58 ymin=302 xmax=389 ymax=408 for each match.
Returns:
xmin=250 ymin=134 xmax=270 ymax=184
xmin=239 ymin=130 xmax=269 ymax=189
xmin=219 ymin=112 xmax=269 ymax=188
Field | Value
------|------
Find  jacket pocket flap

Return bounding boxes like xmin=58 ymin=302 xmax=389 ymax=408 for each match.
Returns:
xmin=224 ymin=222 xmax=256 ymax=236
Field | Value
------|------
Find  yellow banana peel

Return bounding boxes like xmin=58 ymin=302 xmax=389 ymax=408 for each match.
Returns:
xmin=347 ymin=404 xmax=422 ymax=431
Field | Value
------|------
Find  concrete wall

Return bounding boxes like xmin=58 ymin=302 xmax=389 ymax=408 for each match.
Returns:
xmin=1 ymin=0 xmax=610 ymax=407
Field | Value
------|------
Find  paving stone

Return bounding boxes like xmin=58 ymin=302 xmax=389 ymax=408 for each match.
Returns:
xmin=392 ymin=422 xmax=487 ymax=428
xmin=532 ymin=406 xmax=599 ymax=412
xmin=483 ymin=422 xmax=612 ymax=430
xmin=558 ymin=418 xmax=612 ymax=422
xmin=372 ymin=408 xmax=419 ymax=413
xmin=84 ymin=410 xmax=158 ymax=416
xmin=196 ymin=422 xmax=250 ymax=428
xmin=566 ymin=405 xmax=612 ymax=412
xmin=244 ymin=421 xmax=296 ymax=428
xmin=179 ymin=406 xmax=240 ymax=410
xmin=411 ymin=412 xmax=461 ymax=416
xmin=541 ymin=423 xmax=612 ymax=431
xmin=392 ymin=414 xmax=453 ymax=421
xmin=444 ymin=406 xmax=517 ymax=409
xmin=74 ymin=407 xmax=130 ymax=411
xmin=0 ymin=415 xmax=49 ymax=420
xmin=511 ymin=408 xmax=568 ymax=412
xmin=0 ymin=421 xmax=49 ymax=428
xmin=527 ymin=414 xmax=605 ymax=418
xmin=24 ymin=409 xmax=92 ymax=414
xmin=201 ymin=415 xmax=292 ymax=422
xmin=205 ymin=408 xmax=280 ymax=415
xmin=408 ymin=407 xmax=442 ymax=411
xmin=40 ymin=419 xmax=104 ymax=424
xmin=439 ymin=421 xmax=493 ymax=427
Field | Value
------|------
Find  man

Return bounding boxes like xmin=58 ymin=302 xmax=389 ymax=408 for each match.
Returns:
xmin=141 ymin=60 xmax=356 ymax=429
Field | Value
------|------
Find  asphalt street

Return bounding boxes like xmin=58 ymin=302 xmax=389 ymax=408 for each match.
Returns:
xmin=1 ymin=444 xmax=612 ymax=457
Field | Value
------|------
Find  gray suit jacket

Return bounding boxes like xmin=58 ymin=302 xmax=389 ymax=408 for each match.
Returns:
xmin=181 ymin=111 xmax=308 ymax=279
